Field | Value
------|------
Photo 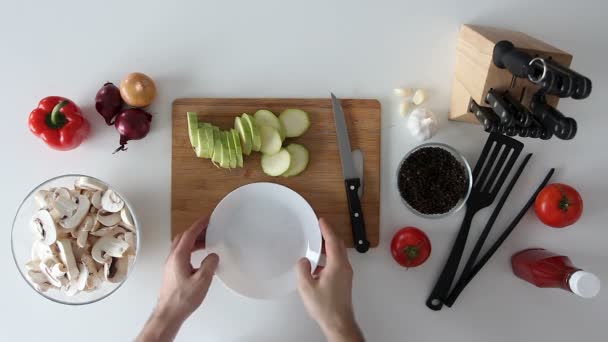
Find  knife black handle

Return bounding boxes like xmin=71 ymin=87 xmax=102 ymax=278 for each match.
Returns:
xmin=344 ymin=178 xmax=369 ymax=253
xmin=493 ymin=40 xmax=533 ymax=78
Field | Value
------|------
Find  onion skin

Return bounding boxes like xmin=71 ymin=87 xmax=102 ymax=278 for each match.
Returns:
xmin=119 ymin=72 xmax=156 ymax=107
xmin=95 ymin=82 xmax=124 ymax=125
xmin=113 ymin=108 xmax=152 ymax=153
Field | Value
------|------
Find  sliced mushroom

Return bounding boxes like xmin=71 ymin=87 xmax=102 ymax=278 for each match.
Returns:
xmin=104 ymin=256 xmax=131 ymax=283
xmin=56 ymin=239 xmax=79 ymax=281
xmin=76 ymin=215 xmax=95 ymax=248
xmin=120 ymin=208 xmax=135 ymax=231
xmin=121 ymin=232 xmax=136 ymax=256
xmin=30 ymin=210 xmax=57 ymax=245
xmin=25 ymin=259 xmax=41 ymax=272
xmin=39 ymin=258 xmax=65 ymax=287
xmin=75 ymin=176 xmax=107 ymax=192
xmin=81 ymin=254 xmax=103 ymax=290
xmin=101 ymin=190 xmax=124 ymax=213
xmin=91 ymin=236 xmax=129 ymax=264
xmin=91 ymin=191 xmax=102 ymax=210
xmin=34 ymin=190 xmax=52 ymax=209
xmin=52 ymin=187 xmax=72 ymax=201
xmin=31 ymin=240 xmax=55 ymax=260
xmin=76 ymin=262 xmax=89 ymax=291
xmin=59 ymin=195 xmax=90 ymax=229
xmin=96 ymin=210 xmax=121 ymax=227
xmin=91 ymin=226 xmax=126 ymax=237
xmin=53 ymin=196 xmax=78 ymax=217
xmin=27 ymin=270 xmax=50 ymax=285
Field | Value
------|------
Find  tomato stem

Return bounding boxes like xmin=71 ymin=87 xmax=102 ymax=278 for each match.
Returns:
xmin=558 ymin=185 xmax=571 ymax=212
xmin=403 ymin=243 xmax=421 ymax=269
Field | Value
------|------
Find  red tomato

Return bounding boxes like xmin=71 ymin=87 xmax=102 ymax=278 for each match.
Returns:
xmin=390 ymin=227 xmax=431 ymax=268
xmin=535 ymin=183 xmax=583 ymax=228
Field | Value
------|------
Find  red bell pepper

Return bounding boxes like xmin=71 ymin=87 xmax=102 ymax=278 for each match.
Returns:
xmin=28 ymin=96 xmax=90 ymax=151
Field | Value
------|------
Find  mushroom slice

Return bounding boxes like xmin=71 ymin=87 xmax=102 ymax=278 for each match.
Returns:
xmin=25 ymin=259 xmax=41 ymax=272
xmin=34 ymin=190 xmax=52 ymax=209
xmin=91 ymin=226 xmax=126 ymax=237
xmin=120 ymin=208 xmax=135 ymax=232
xmin=56 ymin=239 xmax=79 ymax=281
xmin=39 ymin=258 xmax=65 ymax=287
xmin=53 ymin=196 xmax=78 ymax=217
xmin=52 ymin=187 xmax=72 ymax=201
xmin=75 ymin=176 xmax=107 ymax=192
xmin=91 ymin=191 xmax=103 ymax=210
xmin=76 ymin=215 xmax=95 ymax=248
xmin=27 ymin=270 xmax=50 ymax=285
xmin=31 ymin=210 xmax=57 ymax=245
xmin=31 ymin=240 xmax=55 ymax=260
xmin=59 ymin=195 xmax=90 ymax=230
xmin=104 ymin=256 xmax=132 ymax=283
xmin=121 ymin=232 xmax=136 ymax=256
xmin=101 ymin=190 xmax=124 ymax=213
xmin=76 ymin=262 xmax=89 ymax=291
xmin=96 ymin=210 xmax=121 ymax=227
xmin=91 ymin=236 xmax=129 ymax=263
xmin=80 ymin=254 xmax=102 ymax=290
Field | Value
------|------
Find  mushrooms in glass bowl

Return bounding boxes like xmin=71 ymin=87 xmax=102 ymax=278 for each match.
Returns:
xmin=11 ymin=175 xmax=139 ymax=305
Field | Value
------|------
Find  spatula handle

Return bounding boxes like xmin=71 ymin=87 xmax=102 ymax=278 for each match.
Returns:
xmin=426 ymin=210 xmax=475 ymax=311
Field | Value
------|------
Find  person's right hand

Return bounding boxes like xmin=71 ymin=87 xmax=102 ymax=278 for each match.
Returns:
xmin=296 ymin=218 xmax=364 ymax=342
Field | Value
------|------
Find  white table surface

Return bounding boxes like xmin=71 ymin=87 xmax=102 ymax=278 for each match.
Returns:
xmin=1 ymin=1 xmax=606 ymax=341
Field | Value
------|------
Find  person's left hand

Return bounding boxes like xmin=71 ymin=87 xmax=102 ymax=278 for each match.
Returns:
xmin=157 ymin=216 xmax=219 ymax=323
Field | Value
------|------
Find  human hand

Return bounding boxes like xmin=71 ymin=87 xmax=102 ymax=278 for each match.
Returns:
xmin=296 ymin=218 xmax=364 ymax=342
xmin=157 ymin=216 xmax=219 ymax=323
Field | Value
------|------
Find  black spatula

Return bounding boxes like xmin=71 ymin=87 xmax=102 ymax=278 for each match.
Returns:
xmin=426 ymin=133 xmax=524 ymax=311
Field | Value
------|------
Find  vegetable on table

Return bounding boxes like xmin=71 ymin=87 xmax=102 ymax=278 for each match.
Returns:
xmin=279 ymin=109 xmax=310 ymax=138
xmin=535 ymin=183 xmax=583 ymax=228
xmin=282 ymin=144 xmax=309 ymax=177
xmin=28 ymin=96 xmax=90 ymax=151
xmin=95 ymin=82 xmax=124 ymax=125
xmin=261 ymin=148 xmax=291 ymax=176
xmin=119 ymin=72 xmax=156 ymax=107
xmin=113 ymin=108 xmax=152 ymax=153
xmin=186 ymin=109 xmax=311 ymax=176
xmin=390 ymin=227 xmax=431 ymax=268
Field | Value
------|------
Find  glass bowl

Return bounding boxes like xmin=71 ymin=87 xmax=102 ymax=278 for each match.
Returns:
xmin=396 ymin=142 xmax=473 ymax=219
xmin=11 ymin=174 xmax=139 ymax=305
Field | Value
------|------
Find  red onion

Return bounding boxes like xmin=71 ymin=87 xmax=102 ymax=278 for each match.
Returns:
xmin=95 ymin=82 xmax=124 ymax=125
xmin=113 ymin=108 xmax=152 ymax=153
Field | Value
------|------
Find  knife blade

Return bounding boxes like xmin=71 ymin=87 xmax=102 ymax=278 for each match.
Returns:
xmin=352 ymin=149 xmax=364 ymax=199
xmin=331 ymin=93 xmax=370 ymax=253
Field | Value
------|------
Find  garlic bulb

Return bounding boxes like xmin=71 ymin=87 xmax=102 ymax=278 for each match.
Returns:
xmin=407 ymin=107 xmax=437 ymax=141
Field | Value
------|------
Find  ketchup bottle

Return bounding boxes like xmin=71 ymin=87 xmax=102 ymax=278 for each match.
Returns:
xmin=511 ymin=248 xmax=600 ymax=298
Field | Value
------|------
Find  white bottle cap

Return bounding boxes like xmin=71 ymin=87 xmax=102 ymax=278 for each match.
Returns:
xmin=569 ymin=271 xmax=601 ymax=298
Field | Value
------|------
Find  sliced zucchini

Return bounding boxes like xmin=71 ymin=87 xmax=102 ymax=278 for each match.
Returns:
xmin=205 ymin=124 xmax=215 ymax=158
xmin=231 ymin=129 xmax=243 ymax=168
xmin=225 ymin=130 xmax=237 ymax=169
xmin=187 ymin=112 xmax=199 ymax=148
xmin=279 ymin=109 xmax=310 ymax=138
xmin=211 ymin=131 xmax=222 ymax=166
xmin=220 ymin=131 xmax=230 ymax=168
xmin=196 ymin=123 xmax=210 ymax=158
xmin=242 ymin=113 xmax=261 ymax=152
xmin=235 ymin=116 xmax=252 ymax=156
xmin=261 ymin=148 xmax=291 ymax=176
xmin=282 ymin=144 xmax=309 ymax=177
xmin=254 ymin=109 xmax=285 ymax=141
xmin=259 ymin=126 xmax=282 ymax=155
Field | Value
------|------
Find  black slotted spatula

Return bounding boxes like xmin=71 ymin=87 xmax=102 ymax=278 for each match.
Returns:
xmin=426 ymin=133 xmax=523 ymax=311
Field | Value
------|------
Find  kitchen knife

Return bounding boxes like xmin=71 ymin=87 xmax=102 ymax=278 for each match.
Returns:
xmin=352 ymin=149 xmax=364 ymax=199
xmin=331 ymin=93 xmax=370 ymax=253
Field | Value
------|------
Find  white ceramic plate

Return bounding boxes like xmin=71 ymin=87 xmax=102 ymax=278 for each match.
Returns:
xmin=206 ymin=182 xmax=322 ymax=299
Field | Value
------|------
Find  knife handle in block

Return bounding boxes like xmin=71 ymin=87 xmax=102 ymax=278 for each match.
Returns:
xmin=344 ymin=178 xmax=370 ymax=253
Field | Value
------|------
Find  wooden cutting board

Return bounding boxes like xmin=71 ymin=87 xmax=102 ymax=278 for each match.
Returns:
xmin=171 ymin=98 xmax=381 ymax=248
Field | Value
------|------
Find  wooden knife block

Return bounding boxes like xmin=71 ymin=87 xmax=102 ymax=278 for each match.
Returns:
xmin=449 ymin=25 xmax=573 ymax=124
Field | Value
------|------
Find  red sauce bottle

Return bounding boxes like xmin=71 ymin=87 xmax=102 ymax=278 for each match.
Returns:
xmin=511 ymin=248 xmax=600 ymax=298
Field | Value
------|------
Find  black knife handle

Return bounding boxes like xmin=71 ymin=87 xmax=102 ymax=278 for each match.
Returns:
xmin=493 ymin=40 xmax=533 ymax=78
xmin=344 ymin=178 xmax=369 ymax=253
